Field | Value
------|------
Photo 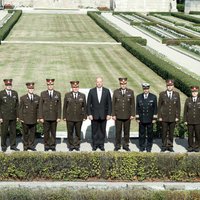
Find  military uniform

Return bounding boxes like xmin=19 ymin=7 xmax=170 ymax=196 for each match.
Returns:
xmin=112 ymin=78 xmax=135 ymax=151
xmin=183 ymin=86 xmax=200 ymax=151
xmin=136 ymin=83 xmax=157 ymax=152
xmin=63 ymin=81 xmax=87 ymax=151
xmin=158 ymin=80 xmax=181 ymax=151
xmin=39 ymin=79 xmax=61 ymax=151
xmin=0 ymin=79 xmax=19 ymax=152
xmin=19 ymin=82 xmax=40 ymax=151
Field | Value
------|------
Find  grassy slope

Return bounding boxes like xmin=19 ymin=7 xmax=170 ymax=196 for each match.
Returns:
xmin=0 ymin=13 xmax=187 ymax=131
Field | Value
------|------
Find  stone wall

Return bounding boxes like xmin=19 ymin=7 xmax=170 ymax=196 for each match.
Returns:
xmin=185 ymin=0 xmax=200 ymax=13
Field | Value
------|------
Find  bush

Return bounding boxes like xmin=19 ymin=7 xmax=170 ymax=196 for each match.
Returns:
xmin=177 ymin=4 xmax=184 ymax=12
xmin=0 ymin=152 xmax=200 ymax=181
xmin=171 ymin=12 xmax=200 ymax=24
xmin=0 ymin=10 xmax=22 ymax=41
xmin=162 ymin=38 xmax=200 ymax=45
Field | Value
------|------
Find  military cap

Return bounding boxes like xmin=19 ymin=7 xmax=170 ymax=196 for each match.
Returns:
xmin=46 ymin=79 xmax=55 ymax=85
xmin=3 ymin=79 xmax=12 ymax=86
xmin=26 ymin=82 xmax=34 ymax=89
xmin=70 ymin=81 xmax=79 ymax=88
xmin=191 ymin=86 xmax=199 ymax=92
xmin=166 ymin=79 xmax=174 ymax=86
xmin=142 ymin=83 xmax=150 ymax=89
xmin=119 ymin=78 xmax=127 ymax=85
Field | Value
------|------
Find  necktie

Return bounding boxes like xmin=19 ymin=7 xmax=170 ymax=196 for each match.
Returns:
xmin=169 ymin=92 xmax=172 ymax=99
xmin=74 ymin=93 xmax=77 ymax=99
xmin=193 ymin=97 xmax=196 ymax=103
xmin=8 ymin=91 xmax=11 ymax=97
xmin=49 ymin=92 xmax=52 ymax=98
xmin=31 ymin=94 xmax=33 ymax=101
xmin=144 ymin=94 xmax=147 ymax=99
xmin=122 ymin=90 xmax=125 ymax=96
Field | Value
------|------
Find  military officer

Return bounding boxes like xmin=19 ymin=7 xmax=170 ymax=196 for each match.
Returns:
xmin=183 ymin=86 xmax=200 ymax=152
xmin=0 ymin=79 xmax=19 ymax=152
xmin=112 ymin=78 xmax=135 ymax=151
xmin=158 ymin=79 xmax=181 ymax=152
xmin=19 ymin=82 xmax=40 ymax=151
xmin=63 ymin=81 xmax=87 ymax=151
xmin=136 ymin=83 xmax=157 ymax=152
xmin=39 ymin=79 xmax=61 ymax=151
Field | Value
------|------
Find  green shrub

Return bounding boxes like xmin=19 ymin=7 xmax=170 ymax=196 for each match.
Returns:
xmin=162 ymin=38 xmax=200 ymax=45
xmin=177 ymin=4 xmax=184 ymax=12
xmin=0 ymin=10 xmax=22 ymax=41
xmin=171 ymin=12 xmax=200 ymax=24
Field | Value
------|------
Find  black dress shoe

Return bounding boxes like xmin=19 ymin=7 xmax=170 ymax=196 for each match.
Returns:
xmin=123 ymin=147 xmax=130 ymax=151
xmin=30 ymin=148 xmax=37 ymax=151
xmin=92 ymin=147 xmax=97 ymax=151
xmin=44 ymin=147 xmax=49 ymax=151
xmin=69 ymin=148 xmax=74 ymax=151
xmin=74 ymin=148 xmax=80 ymax=151
xmin=114 ymin=147 xmax=120 ymax=151
xmin=2 ymin=148 xmax=7 ymax=152
xmin=146 ymin=149 xmax=151 ymax=152
xmin=51 ymin=148 xmax=56 ymax=151
xmin=24 ymin=148 xmax=28 ymax=151
xmin=168 ymin=147 xmax=174 ymax=152
xmin=99 ymin=147 xmax=105 ymax=151
xmin=10 ymin=147 xmax=20 ymax=151
xmin=161 ymin=148 xmax=166 ymax=152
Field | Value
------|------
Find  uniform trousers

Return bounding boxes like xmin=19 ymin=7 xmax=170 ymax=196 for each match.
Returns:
xmin=91 ymin=119 xmax=106 ymax=148
xmin=66 ymin=121 xmax=82 ymax=148
xmin=115 ymin=118 xmax=131 ymax=148
xmin=43 ymin=120 xmax=57 ymax=149
xmin=22 ymin=123 xmax=36 ymax=150
xmin=187 ymin=124 xmax=200 ymax=149
xmin=1 ymin=119 xmax=16 ymax=150
xmin=162 ymin=121 xmax=175 ymax=148
xmin=139 ymin=122 xmax=153 ymax=151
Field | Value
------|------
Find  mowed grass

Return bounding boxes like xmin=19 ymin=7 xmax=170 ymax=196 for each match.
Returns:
xmin=6 ymin=14 xmax=115 ymax=42
xmin=0 ymin=13 xmax=187 ymax=131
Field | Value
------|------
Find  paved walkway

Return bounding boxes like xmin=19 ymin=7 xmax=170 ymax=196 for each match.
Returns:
xmin=0 ymin=181 xmax=200 ymax=190
xmin=101 ymin=13 xmax=200 ymax=76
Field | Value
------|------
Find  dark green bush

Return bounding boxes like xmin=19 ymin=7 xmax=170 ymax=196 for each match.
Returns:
xmin=171 ymin=12 xmax=200 ymax=24
xmin=0 ymin=152 xmax=200 ymax=181
xmin=0 ymin=10 xmax=22 ymax=41
xmin=162 ymin=38 xmax=200 ymax=45
xmin=177 ymin=4 xmax=184 ymax=12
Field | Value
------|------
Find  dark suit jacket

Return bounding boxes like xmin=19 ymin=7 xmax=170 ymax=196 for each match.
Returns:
xmin=39 ymin=90 xmax=61 ymax=121
xmin=136 ymin=93 xmax=157 ymax=123
xmin=158 ymin=90 xmax=180 ymax=122
xmin=19 ymin=94 xmax=40 ymax=124
xmin=87 ymin=87 xmax=112 ymax=120
xmin=112 ymin=88 xmax=135 ymax=119
xmin=63 ymin=91 xmax=87 ymax=122
xmin=183 ymin=97 xmax=200 ymax=124
xmin=0 ymin=89 xmax=19 ymax=120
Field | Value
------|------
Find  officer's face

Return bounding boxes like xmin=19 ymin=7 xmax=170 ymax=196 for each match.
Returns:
xmin=96 ymin=78 xmax=103 ymax=88
xmin=72 ymin=87 xmax=79 ymax=93
xmin=47 ymin=83 xmax=54 ymax=90
xmin=167 ymin=85 xmax=174 ymax=91
xmin=143 ymin=88 xmax=149 ymax=94
xmin=120 ymin=83 xmax=127 ymax=90
xmin=28 ymin=88 xmax=34 ymax=94
xmin=5 ymin=85 xmax=12 ymax=90
xmin=192 ymin=91 xmax=198 ymax=97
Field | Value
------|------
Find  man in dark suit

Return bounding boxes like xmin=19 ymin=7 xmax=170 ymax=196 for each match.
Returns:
xmin=136 ymin=83 xmax=157 ymax=152
xmin=158 ymin=79 xmax=181 ymax=152
xmin=183 ymin=86 xmax=200 ymax=152
xmin=39 ymin=79 xmax=61 ymax=151
xmin=87 ymin=77 xmax=112 ymax=151
xmin=63 ymin=81 xmax=87 ymax=151
xmin=19 ymin=82 xmax=40 ymax=151
xmin=112 ymin=78 xmax=135 ymax=151
xmin=0 ymin=79 xmax=19 ymax=152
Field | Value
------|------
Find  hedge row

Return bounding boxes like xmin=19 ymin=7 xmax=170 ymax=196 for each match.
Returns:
xmin=177 ymin=4 xmax=184 ymax=12
xmin=121 ymin=38 xmax=200 ymax=96
xmin=1 ymin=188 xmax=200 ymax=200
xmin=162 ymin=38 xmax=200 ymax=45
xmin=171 ymin=12 xmax=200 ymax=24
xmin=0 ymin=10 xmax=22 ymax=41
xmin=87 ymin=12 xmax=200 ymax=96
xmin=1 ymin=152 xmax=200 ymax=181
xmin=88 ymin=12 xmax=147 ymax=45
xmin=190 ymin=11 xmax=200 ymax=15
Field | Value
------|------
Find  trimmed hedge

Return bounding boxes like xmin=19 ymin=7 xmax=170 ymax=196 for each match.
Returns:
xmin=88 ymin=11 xmax=147 ymax=45
xmin=121 ymin=38 xmax=200 ymax=96
xmin=0 ymin=188 xmax=200 ymax=200
xmin=1 ymin=152 xmax=200 ymax=181
xmin=177 ymin=4 xmax=184 ymax=12
xmin=0 ymin=10 xmax=22 ymax=41
xmin=171 ymin=12 xmax=200 ymax=24
xmin=162 ymin=38 xmax=200 ymax=45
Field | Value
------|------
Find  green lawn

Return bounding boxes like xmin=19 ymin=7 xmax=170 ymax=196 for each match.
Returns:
xmin=0 ymin=13 xmax=187 ymax=131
